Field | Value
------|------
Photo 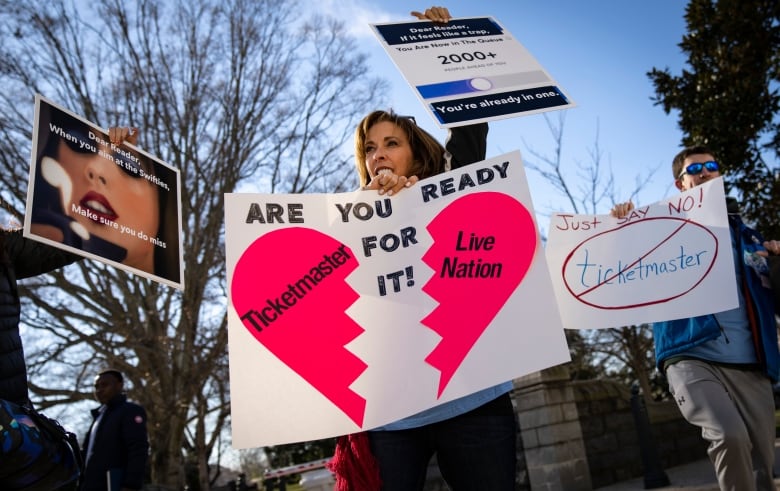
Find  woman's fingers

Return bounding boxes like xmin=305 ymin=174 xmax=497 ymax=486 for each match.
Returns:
xmin=410 ymin=6 xmax=451 ymax=22
xmin=108 ymin=126 xmax=139 ymax=146
xmin=365 ymin=173 xmax=419 ymax=196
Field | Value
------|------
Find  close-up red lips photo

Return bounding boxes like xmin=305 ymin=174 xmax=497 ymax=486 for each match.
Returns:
xmin=79 ymin=190 xmax=118 ymax=222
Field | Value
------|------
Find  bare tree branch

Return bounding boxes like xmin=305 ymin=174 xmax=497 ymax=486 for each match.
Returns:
xmin=1 ymin=0 xmax=386 ymax=487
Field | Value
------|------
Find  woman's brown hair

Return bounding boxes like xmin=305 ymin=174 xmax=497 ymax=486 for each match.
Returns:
xmin=354 ymin=110 xmax=446 ymax=186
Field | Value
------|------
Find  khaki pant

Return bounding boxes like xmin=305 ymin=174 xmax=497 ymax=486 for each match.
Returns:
xmin=666 ymin=360 xmax=776 ymax=491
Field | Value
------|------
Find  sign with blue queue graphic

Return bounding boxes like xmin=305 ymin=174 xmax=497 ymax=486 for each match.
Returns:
xmin=371 ymin=17 xmax=576 ymax=127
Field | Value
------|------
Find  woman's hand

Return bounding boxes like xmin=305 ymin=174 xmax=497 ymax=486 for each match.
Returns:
xmin=364 ymin=171 xmax=419 ymax=196
xmin=108 ymin=127 xmax=139 ymax=146
xmin=410 ymin=6 xmax=451 ymax=22
xmin=610 ymin=200 xmax=634 ymax=219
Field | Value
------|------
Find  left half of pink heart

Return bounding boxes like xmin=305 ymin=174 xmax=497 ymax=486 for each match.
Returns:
xmin=230 ymin=227 xmax=367 ymax=427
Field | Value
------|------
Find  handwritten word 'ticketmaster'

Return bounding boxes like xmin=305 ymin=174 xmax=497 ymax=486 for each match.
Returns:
xmin=575 ymin=245 xmax=708 ymax=288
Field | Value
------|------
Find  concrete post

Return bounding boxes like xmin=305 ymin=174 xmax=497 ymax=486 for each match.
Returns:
xmin=630 ymin=383 xmax=670 ymax=489
xmin=514 ymin=366 xmax=592 ymax=490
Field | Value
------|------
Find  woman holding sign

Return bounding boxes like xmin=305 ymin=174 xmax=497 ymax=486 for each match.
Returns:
xmin=329 ymin=8 xmax=518 ymax=491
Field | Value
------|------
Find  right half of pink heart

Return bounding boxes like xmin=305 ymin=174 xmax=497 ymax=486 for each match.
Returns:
xmin=421 ymin=192 xmax=538 ymax=397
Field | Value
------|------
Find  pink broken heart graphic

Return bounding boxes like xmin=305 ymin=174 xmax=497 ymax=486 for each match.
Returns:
xmin=230 ymin=227 xmax=367 ymax=427
xmin=422 ymin=192 xmax=537 ymax=397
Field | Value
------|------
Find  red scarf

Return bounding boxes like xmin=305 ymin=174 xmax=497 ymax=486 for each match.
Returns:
xmin=327 ymin=432 xmax=382 ymax=491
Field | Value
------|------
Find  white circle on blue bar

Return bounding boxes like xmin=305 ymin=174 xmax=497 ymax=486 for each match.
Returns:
xmin=469 ymin=78 xmax=493 ymax=91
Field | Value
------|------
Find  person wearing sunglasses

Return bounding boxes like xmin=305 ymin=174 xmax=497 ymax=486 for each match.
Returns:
xmin=612 ymin=145 xmax=780 ymax=491
xmin=30 ymin=105 xmax=180 ymax=283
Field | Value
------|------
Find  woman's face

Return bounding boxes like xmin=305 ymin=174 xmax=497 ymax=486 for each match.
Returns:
xmin=55 ymin=138 xmax=159 ymax=272
xmin=364 ymin=121 xmax=415 ymax=180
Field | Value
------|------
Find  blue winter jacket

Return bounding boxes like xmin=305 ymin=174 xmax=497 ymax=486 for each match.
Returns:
xmin=653 ymin=213 xmax=780 ymax=382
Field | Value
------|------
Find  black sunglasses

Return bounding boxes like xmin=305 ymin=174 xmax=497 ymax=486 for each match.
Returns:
xmin=678 ymin=160 xmax=719 ymax=179
xmin=60 ymin=128 xmax=147 ymax=179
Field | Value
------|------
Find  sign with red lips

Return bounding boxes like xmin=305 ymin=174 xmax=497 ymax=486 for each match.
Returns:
xmin=25 ymin=95 xmax=184 ymax=289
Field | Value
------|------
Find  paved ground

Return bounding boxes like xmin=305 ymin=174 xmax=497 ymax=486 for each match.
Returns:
xmin=595 ymin=439 xmax=780 ymax=490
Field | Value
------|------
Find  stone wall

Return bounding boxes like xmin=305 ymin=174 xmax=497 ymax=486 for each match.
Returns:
xmin=421 ymin=371 xmax=706 ymax=490
xmin=646 ymin=398 xmax=710 ymax=473
xmin=514 ymin=367 xmax=593 ymax=490
xmin=571 ymin=380 xmax=641 ymax=487
xmin=513 ymin=371 xmax=707 ymax=490
xmin=570 ymin=378 xmax=707 ymax=488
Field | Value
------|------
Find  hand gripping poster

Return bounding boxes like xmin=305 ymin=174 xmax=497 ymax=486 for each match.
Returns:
xmin=545 ymin=177 xmax=738 ymax=330
xmin=225 ymin=151 xmax=570 ymax=447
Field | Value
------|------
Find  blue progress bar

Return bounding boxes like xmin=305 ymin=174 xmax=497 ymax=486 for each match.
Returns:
xmin=417 ymin=79 xmax=486 ymax=98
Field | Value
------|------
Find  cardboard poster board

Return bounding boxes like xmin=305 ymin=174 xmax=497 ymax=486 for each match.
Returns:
xmin=24 ymin=95 xmax=184 ymax=289
xmin=225 ymin=152 xmax=570 ymax=446
xmin=371 ymin=17 xmax=575 ymax=127
xmin=545 ymin=178 xmax=738 ymax=329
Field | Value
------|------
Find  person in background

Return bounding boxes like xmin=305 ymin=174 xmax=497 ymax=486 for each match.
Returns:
xmin=80 ymin=369 xmax=149 ymax=491
xmin=329 ymin=8 xmax=519 ymax=490
xmin=612 ymin=145 xmax=780 ymax=491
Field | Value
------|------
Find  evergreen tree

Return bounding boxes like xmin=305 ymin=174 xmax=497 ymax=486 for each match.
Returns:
xmin=648 ymin=0 xmax=780 ymax=237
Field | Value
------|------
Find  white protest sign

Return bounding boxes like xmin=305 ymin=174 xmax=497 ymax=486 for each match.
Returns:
xmin=24 ymin=95 xmax=184 ymax=289
xmin=370 ymin=17 xmax=575 ymax=128
xmin=225 ymin=152 xmax=570 ymax=447
xmin=545 ymin=178 xmax=738 ymax=330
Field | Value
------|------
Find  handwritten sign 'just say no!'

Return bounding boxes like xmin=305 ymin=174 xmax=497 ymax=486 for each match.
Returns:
xmin=545 ymin=177 xmax=738 ymax=330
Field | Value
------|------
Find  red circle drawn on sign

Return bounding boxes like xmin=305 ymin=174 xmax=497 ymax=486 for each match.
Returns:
xmin=562 ymin=217 xmax=719 ymax=310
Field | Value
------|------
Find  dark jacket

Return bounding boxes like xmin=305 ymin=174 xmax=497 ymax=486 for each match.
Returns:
xmin=0 ymin=229 xmax=79 ymax=404
xmin=445 ymin=122 xmax=489 ymax=170
xmin=81 ymin=393 xmax=149 ymax=491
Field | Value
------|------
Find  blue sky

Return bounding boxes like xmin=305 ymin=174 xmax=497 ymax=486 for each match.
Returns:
xmin=322 ymin=0 xmax=690 ymax=223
